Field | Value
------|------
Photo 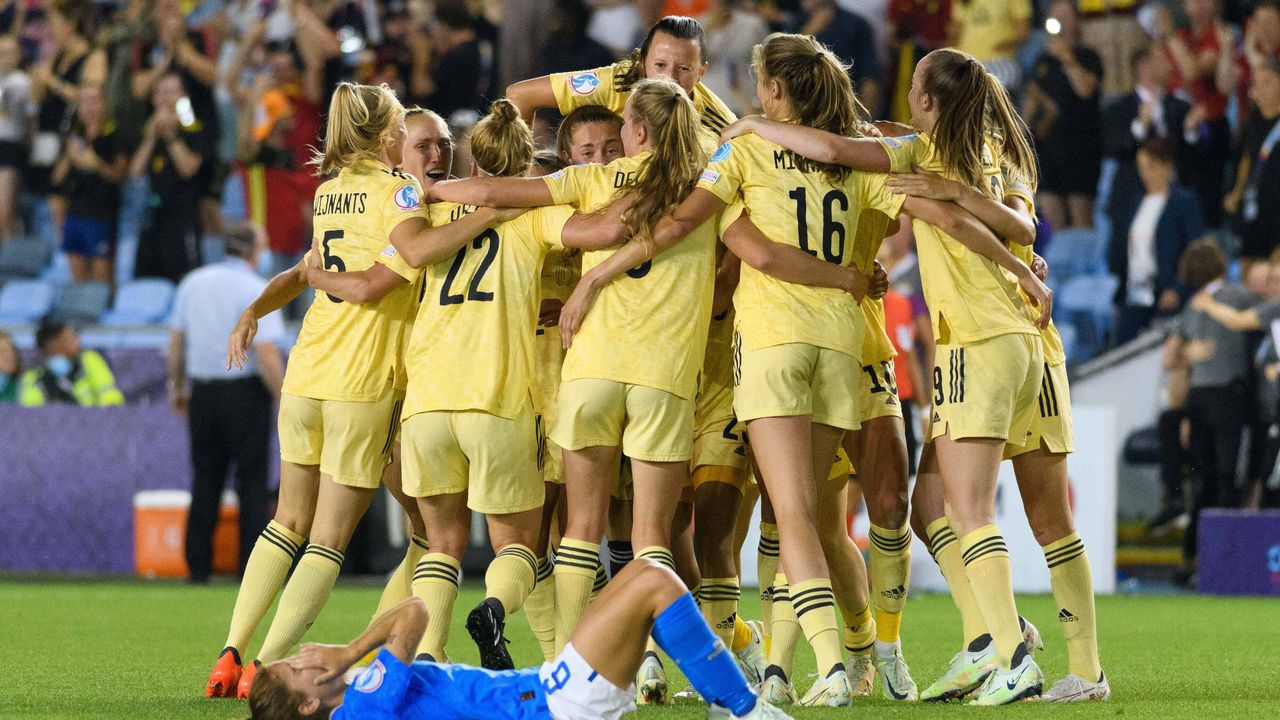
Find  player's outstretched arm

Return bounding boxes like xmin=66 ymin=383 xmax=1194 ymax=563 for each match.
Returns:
xmin=290 ymin=598 xmax=429 ymax=685
xmin=506 ymin=75 xmax=557 ymax=124
xmin=227 ymin=260 xmax=308 ymax=370
xmin=888 ymin=168 xmax=1036 ymax=246
xmin=720 ymin=115 xmax=892 ymax=172
xmin=391 ymin=208 xmax=526 ymax=267
xmin=721 ymin=212 xmax=872 ymax=301
xmin=428 ymin=177 xmax=555 ymax=208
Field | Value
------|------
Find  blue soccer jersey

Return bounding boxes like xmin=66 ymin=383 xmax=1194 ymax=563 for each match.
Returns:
xmin=333 ymin=649 xmax=552 ymax=720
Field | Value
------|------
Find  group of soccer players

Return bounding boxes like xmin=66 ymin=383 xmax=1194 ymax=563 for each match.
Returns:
xmin=204 ymin=14 xmax=1110 ymax=719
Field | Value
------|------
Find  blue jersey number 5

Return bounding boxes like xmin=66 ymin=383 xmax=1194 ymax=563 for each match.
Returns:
xmin=542 ymin=662 xmax=571 ymax=695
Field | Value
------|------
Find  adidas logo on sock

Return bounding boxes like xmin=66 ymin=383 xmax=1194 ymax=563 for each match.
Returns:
xmin=1058 ymin=608 xmax=1078 ymax=623
xmin=880 ymin=584 xmax=907 ymax=600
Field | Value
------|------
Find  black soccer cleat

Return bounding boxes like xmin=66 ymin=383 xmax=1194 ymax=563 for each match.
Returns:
xmin=466 ymin=597 xmax=514 ymax=670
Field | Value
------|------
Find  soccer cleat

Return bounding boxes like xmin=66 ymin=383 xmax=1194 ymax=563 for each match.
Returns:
xmin=1038 ymin=672 xmax=1111 ymax=702
xmin=466 ymin=598 xmax=515 ymax=670
xmin=798 ymin=667 xmax=853 ymax=707
xmin=205 ymin=647 xmax=242 ymax=698
xmin=967 ymin=644 xmax=1044 ymax=706
xmin=1020 ymin=615 xmax=1044 ymax=656
xmin=920 ymin=637 xmax=998 ymax=702
xmin=636 ymin=651 xmax=669 ymax=705
xmin=674 ymin=687 xmax=704 ymax=702
xmin=759 ymin=667 xmax=798 ymax=706
xmin=734 ymin=620 xmax=767 ymax=688
xmin=874 ymin=644 xmax=918 ymax=700
xmin=236 ymin=659 xmax=260 ymax=699
xmin=845 ymin=652 xmax=876 ymax=696
xmin=706 ymin=698 xmax=795 ymax=719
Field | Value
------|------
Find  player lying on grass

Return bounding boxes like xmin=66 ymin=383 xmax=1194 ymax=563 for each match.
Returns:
xmin=248 ymin=559 xmax=788 ymax=720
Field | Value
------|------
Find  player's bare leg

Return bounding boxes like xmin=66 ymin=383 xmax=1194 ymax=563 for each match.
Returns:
xmin=208 ymin=461 xmax=319 ymax=698
xmin=374 ymin=445 xmax=431 ymax=619
xmin=628 ymin=458 xmax=689 ymax=704
xmin=815 ymin=475 xmax=874 ymax=698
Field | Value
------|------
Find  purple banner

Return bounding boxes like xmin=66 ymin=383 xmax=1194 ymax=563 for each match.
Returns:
xmin=0 ymin=403 xmax=277 ymax=574
xmin=1197 ymin=509 xmax=1280 ymax=596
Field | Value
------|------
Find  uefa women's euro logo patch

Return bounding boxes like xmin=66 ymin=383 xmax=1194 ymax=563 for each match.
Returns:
xmin=569 ymin=72 xmax=600 ymax=96
xmin=710 ymin=142 xmax=732 ymax=164
xmin=354 ymin=660 xmax=385 ymax=693
xmin=395 ymin=184 xmax=422 ymax=211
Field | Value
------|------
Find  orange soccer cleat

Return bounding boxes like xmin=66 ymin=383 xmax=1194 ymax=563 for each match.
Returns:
xmin=205 ymin=647 xmax=242 ymax=698
xmin=237 ymin=659 xmax=261 ymax=699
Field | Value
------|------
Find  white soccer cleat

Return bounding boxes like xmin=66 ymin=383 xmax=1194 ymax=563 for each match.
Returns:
xmin=798 ymin=668 xmax=853 ymax=708
xmin=844 ymin=652 xmax=876 ymax=696
xmin=734 ymin=620 xmax=767 ymax=688
xmin=705 ymin=697 xmax=794 ymax=719
xmin=1039 ymin=672 xmax=1111 ymax=702
xmin=635 ymin=652 xmax=668 ymax=705
xmin=874 ymin=644 xmax=918 ymax=700
xmin=920 ymin=641 xmax=998 ymax=702
xmin=967 ymin=646 xmax=1044 ymax=706
xmin=759 ymin=670 xmax=798 ymax=706
xmin=1021 ymin=616 xmax=1044 ymax=655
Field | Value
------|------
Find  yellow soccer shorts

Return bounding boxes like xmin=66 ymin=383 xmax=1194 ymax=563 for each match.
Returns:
xmin=400 ymin=402 xmax=543 ymax=515
xmin=691 ymin=382 xmax=749 ymax=491
xmin=930 ymin=334 xmax=1044 ymax=444
xmin=1004 ymin=361 xmax=1076 ymax=458
xmin=536 ymin=412 xmax=567 ymax=486
xmin=278 ymin=384 xmax=400 ymax=489
xmin=857 ymin=357 xmax=905 ymax=424
xmin=552 ymin=378 xmax=695 ymax=462
xmin=533 ymin=326 xmax=567 ymax=485
xmin=733 ymin=338 xmax=860 ymax=431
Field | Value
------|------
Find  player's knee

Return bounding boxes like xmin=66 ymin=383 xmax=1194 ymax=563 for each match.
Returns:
xmin=1028 ymin=514 xmax=1075 ymax=547
xmin=865 ymin=488 xmax=909 ymax=529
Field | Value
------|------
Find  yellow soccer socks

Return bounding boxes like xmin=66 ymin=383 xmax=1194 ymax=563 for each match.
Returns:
xmin=960 ymin=525 xmax=1022 ymax=667
xmin=699 ymin=577 xmax=741 ymax=649
xmin=757 ymin=522 xmax=781 ymax=652
xmin=256 ymin=544 xmax=344 ymax=662
xmin=868 ymin=522 xmax=911 ymax=644
xmin=767 ymin=573 xmax=801 ymax=679
xmin=553 ymin=538 xmax=599 ymax=653
xmin=842 ymin=604 xmax=876 ymax=657
xmin=926 ymin=517 xmax=986 ymax=645
xmin=1043 ymin=532 xmax=1102 ymax=681
xmin=522 ymin=556 xmax=557 ymax=662
xmin=790 ymin=577 xmax=844 ymax=675
xmin=224 ymin=520 xmax=303 ymax=654
xmin=485 ymin=544 xmax=538 ymax=614
xmin=412 ymin=552 xmax=461 ymax=660
xmin=374 ymin=533 xmax=428 ymax=619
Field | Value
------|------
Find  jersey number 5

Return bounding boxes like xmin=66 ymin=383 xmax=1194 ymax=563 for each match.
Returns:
xmin=440 ymin=229 xmax=500 ymax=305
xmin=789 ymin=187 xmax=848 ymax=263
xmin=321 ymin=229 xmax=346 ymax=304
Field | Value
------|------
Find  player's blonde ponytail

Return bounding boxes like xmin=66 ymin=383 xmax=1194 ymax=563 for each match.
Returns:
xmin=984 ymin=71 xmax=1039 ymax=194
xmin=312 ymin=82 xmax=405 ymax=176
xmin=612 ymin=78 xmax=707 ymax=250
xmin=919 ymin=49 xmax=996 ymax=196
xmin=470 ymin=99 xmax=535 ymax=178
xmin=751 ymin=33 xmax=865 ymax=184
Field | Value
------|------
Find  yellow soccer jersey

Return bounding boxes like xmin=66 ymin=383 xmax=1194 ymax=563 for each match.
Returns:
xmin=698 ymin=133 xmax=905 ymax=358
xmin=1002 ymin=165 xmax=1066 ymax=365
xmin=550 ymin=60 xmax=737 ymax=136
xmin=283 ymin=160 xmax=423 ymax=402
xmin=543 ymin=153 xmax=716 ymax=399
xmin=853 ymin=208 xmax=899 ymax=365
xmin=403 ymin=202 xmax=574 ymax=419
xmin=876 ymin=133 xmax=1037 ymax=345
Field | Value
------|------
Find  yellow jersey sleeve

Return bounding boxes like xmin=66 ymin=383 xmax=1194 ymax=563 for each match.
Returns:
xmin=542 ymin=163 xmax=594 ymax=207
xmin=876 ymin=133 xmax=930 ymax=174
xmin=528 ymin=204 xmax=573 ymax=250
xmin=697 ymin=140 xmax=747 ymax=205
xmin=549 ymin=63 xmax=625 ymax=117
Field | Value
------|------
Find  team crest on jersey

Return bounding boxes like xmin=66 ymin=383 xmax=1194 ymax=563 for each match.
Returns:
xmin=710 ymin=142 xmax=732 ymax=163
xmin=381 ymin=244 xmax=398 ymax=258
xmin=569 ymin=72 xmax=600 ymax=96
xmin=353 ymin=660 xmax=385 ymax=693
xmin=395 ymin=184 xmax=421 ymax=211
xmin=700 ymin=168 xmax=721 ymax=184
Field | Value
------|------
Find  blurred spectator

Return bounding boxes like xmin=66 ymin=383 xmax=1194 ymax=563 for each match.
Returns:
xmin=366 ymin=2 xmax=431 ymax=107
xmin=1103 ymin=46 xmax=1194 ymax=243
xmin=130 ymin=72 xmax=212 ymax=283
xmin=700 ymin=0 xmax=769 ymax=116
xmin=168 ymin=224 xmax=284 ymax=583
xmin=1242 ymin=1 xmax=1280 ymax=74
xmin=793 ymin=0 xmax=883 ymax=115
xmin=1076 ymin=0 xmax=1144 ymax=95
xmin=1224 ymin=57 xmax=1280 ymax=272
xmin=29 ymin=0 xmax=108 ymax=236
xmin=499 ymin=0 xmax=556 ymax=91
xmin=587 ymin=0 xmax=641 ymax=58
xmin=1167 ymin=239 xmax=1256 ymax=583
xmin=17 ymin=318 xmax=124 ymax=407
xmin=1155 ymin=0 xmax=1233 ymax=227
xmin=0 ymin=328 xmax=19 ymax=404
xmin=1109 ymin=139 xmax=1206 ymax=343
xmin=1153 ymin=363 xmax=1191 ymax=532
xmin=885 ymin=0 xmax=952 ymax=122
xmin=950 ymin=0 xmax=1032 ymax=90
xmin=0 ymin=1 xmax=24 ymax=37
xmin=537 ymin=0 xmax=616 ymax=77
xmin=425 ymin=2 xmax=490 ymax=123
xmin=132 ymin=0 xmax=218 ymax=128
xmin=1023 ymin=0 xmax=1103 ymax=230
xmin=0 ymin=35 xmax=29 ymax=243
xmin=52 ymin=85 xmax=127 ymax=285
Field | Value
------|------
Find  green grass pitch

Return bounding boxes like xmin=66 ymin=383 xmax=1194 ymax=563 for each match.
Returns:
xmin=2 ymin=579 xmax=1278 ymax=719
